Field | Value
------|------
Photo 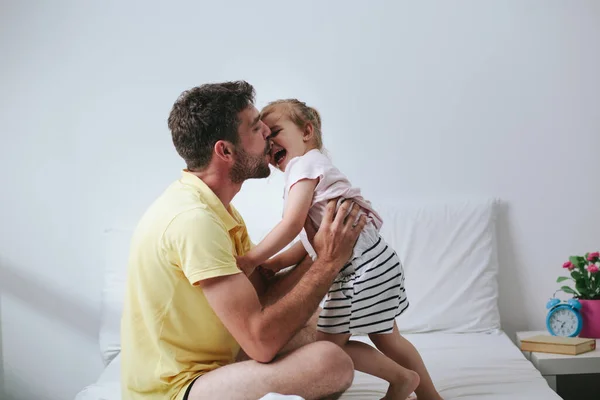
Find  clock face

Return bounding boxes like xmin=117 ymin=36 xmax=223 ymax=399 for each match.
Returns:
xmin=549 ymin=308 xmax=579 ymax=336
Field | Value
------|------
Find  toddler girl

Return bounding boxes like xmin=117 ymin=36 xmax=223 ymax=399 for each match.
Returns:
xmin=237 ymin=99 xmax=442 ymax=400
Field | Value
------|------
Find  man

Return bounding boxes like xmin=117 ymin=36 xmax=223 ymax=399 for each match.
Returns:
xmin=120 ymin=81 xmax=367 ymax=400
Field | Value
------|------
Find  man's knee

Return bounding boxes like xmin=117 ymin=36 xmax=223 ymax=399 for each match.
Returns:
xmin=313 ymin=341 xmax=354 ymax=390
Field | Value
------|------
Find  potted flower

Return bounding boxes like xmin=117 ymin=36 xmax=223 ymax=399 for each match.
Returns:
xmin=558 ymin=251 xmax=600 ymax=338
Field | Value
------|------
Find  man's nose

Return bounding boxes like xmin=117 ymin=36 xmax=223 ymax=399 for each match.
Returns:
xmin=260 ymin=121 xmax=270 ymax=140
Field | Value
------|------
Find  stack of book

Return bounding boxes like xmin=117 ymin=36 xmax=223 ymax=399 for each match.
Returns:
xmin=520 ymin=335 xmax=596 ymax=355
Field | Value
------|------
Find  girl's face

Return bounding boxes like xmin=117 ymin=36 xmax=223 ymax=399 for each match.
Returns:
xmin=261 ymin=109 xmax=312 ymax=172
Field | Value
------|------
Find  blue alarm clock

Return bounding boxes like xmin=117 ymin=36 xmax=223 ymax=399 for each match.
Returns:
xmin=546 ymin=296 xmax=583 ymax=337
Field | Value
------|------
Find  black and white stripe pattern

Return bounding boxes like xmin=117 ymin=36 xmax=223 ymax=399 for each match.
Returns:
xmin=318 ymin=233 xmax=409 ymax=335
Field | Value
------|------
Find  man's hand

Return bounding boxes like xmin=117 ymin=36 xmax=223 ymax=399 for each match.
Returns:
xmin=309 ymin=198 xmax=367 ymax=271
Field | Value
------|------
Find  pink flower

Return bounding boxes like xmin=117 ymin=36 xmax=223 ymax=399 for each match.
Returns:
xmin=587 ymin=265 xmax=599 ymax=273
xmin=563 ymin=261 xmax=574 ymax=270
xmin=587 ymin=252 xmax=600 ymax=261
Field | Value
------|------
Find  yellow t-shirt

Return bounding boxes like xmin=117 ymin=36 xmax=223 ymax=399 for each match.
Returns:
xmin=120 ymin=171 xmax=252 ymax=400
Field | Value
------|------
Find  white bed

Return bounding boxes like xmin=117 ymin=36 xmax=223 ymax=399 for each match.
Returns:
xmin=76 ymin=331 xmax=559 ymax=400
xmin=75 ymin=198 xmax=561 ymax=400
xmin=342 ymin=332 xmax=560 ymax=400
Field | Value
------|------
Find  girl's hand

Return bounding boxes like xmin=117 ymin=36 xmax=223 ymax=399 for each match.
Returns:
xmin=256 ymin=265 xmax=277 ymax=281
xmin=261 ymin=258 xmax=282 ymax=272
xmin=235 ymin=255 xmax=257 ymax=276
xmin=256 ymin=258 xmax=283 ymax=281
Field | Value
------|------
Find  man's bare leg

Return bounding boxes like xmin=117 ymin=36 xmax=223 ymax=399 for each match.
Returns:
xmin=318 ymin=332 xmax=419 ymax=400
xmin=187 ymin=341 xmax=354 ymax=400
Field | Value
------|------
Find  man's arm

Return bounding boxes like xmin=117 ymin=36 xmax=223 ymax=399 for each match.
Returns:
xmin=263 ymin=241 xmax=307 ymax=272
xmin=200 ymin=198 xmax=367 ymax=363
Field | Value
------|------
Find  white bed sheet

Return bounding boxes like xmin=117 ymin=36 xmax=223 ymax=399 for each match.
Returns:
xmin=341 ymin=331 xmax=560 ymax=400
xmin=75 ymin=331 xmax=560 ymax=400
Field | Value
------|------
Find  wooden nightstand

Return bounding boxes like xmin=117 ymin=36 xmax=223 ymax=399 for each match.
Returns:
xmin=516 ymin=331 xmax=600 ymax=397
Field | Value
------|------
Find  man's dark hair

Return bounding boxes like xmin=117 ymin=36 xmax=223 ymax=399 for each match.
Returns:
xmin=168 ymin=81 xmax=255 ymax=170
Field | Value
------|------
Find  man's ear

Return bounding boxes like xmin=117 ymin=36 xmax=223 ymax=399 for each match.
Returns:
xmin=214 ymin=140 xmax=235 ymax=162
xmin=303 ymin=123 xmax=314 ymax=143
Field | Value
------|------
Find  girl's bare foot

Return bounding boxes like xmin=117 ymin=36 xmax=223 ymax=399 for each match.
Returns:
xmin=382 ymin=369 xmax=420 ymax=400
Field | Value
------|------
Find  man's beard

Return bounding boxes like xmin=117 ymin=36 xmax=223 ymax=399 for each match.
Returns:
xmin=230 ymin=145 xmax=271 ymax=184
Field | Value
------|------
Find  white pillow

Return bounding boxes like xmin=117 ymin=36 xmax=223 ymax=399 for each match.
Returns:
xmin=74 ymin=353 xmax=122 ymax=399
xmin=99 ymin=228 xmax=132 ymax=365
xmin=375 ymin=198 xmax=501 ymax=333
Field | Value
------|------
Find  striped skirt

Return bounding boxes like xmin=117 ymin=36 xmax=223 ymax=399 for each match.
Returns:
xmin=317 ymin=231 xmax=409 ymax=335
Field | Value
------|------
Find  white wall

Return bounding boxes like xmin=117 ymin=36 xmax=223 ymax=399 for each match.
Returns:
xmin=1 ymin=1 xmax=599 ymax=399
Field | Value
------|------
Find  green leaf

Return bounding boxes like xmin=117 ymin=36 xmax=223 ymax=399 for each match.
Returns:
xmin=569 ymin=256 xmax=579 ymax=265
xmin=569 ymin=256 xmax=585 ymax=269
xmin=560 ymin=286 xmax=578 ymax=295
xmin=576 ymin=279 xmax=589 ymax=297
xmin=556 ymin=276 xmax=571 ymax=283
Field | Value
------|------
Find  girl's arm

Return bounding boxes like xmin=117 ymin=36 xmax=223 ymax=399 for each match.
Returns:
xmin=242 ymin=178 xmax=317 ymax=269
xmin=263 ymin=241 xmax=308 ymax=272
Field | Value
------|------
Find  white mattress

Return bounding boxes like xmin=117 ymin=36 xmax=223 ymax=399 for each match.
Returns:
xmin=340 ymin=331 xmax=560 ymax=400
xmin=75 ymin=331 xmax=560 ymax=400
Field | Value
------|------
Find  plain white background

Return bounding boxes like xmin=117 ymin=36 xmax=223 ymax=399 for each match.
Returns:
xmin=1 ymin=1 xmax=599 ymax=399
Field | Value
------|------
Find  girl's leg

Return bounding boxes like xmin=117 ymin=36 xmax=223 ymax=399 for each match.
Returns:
xmin=317 ymin=331 xmax=420 ymax=400
xmin=369 ymin=322 xmax=443 ymax=400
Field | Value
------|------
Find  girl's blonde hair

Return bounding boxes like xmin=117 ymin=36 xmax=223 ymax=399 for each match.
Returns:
xmin=260 ymin=99 xmax=323 ymax=149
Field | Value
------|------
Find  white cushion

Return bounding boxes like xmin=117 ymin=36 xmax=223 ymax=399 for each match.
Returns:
xmin=99 ymin=228 xmax=132 ymax=365
xmin=376 ymin=198 xmax=501 ymax=333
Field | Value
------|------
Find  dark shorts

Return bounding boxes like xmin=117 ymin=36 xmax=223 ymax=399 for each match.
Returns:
xmin=182 ymin=376 xmax=200 ymax=400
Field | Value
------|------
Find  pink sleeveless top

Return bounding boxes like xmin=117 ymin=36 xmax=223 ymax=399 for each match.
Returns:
xmin=283 ymin=149 xmax=383 ymax=259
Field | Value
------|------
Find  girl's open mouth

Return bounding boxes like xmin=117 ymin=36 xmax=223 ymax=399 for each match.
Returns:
xmin=272 ymin=147 xmax=287 ymax=167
